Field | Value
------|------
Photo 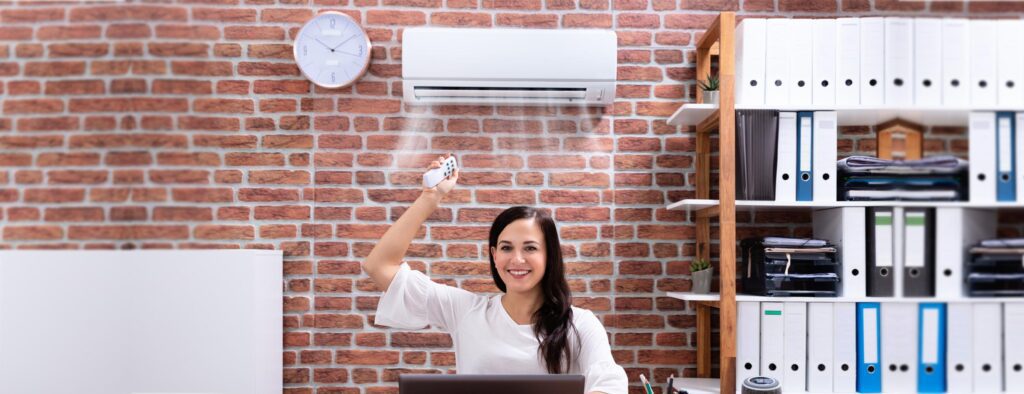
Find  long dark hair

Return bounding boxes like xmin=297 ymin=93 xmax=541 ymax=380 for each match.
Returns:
xmin=488 ymin=206 xmax=578 ymax=374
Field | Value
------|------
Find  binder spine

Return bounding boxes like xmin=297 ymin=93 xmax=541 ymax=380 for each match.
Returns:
xmin=918 ymin=303 xmax=947 ymax=393
xmin=796 ymin=111 xmax=814 ymax=202
xmin=997 ymin=112 xmax=1017 ymax=202
xmin=857 ymin=302 xmax=882 ymax=393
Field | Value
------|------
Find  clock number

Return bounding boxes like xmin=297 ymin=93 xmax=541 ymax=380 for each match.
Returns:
xmin=358 ymin=45 xmax=363 ymax=56
xmin=330 ymin=17 xmax=336 ymax=29
xmin=331 ymin=72 xmax=336 ymax=83
xmin=303 ymin=45 xmax=308 ymax=57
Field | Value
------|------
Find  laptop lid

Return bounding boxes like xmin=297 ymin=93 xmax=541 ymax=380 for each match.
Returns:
xmin=399 ymin=374 xmax=585 ymax=394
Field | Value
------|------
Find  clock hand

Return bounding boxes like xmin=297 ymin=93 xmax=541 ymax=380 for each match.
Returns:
xmin=331 ymin=34 xmax=359 ymax=50
xmin=312 ymin=36 xmax=333 ymax=50
xmin=335 ymin=50 xmax=360 ymax=57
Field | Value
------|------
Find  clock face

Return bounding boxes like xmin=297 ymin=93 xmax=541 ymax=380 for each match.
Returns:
xmin=293 ymin=11 xmax=372 ymax=88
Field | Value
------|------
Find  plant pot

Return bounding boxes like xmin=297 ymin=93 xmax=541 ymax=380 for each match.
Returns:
xmin=692 ymin=267 xmax=713 ymax=294
xmin=702 ymin=90 xmax=719 ymax=105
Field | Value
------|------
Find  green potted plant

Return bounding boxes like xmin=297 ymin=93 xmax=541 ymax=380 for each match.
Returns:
xmin=698 ymin=73 xmax=719 ymax=105
xmin=690 ymin=258 xmax=713 ymax=294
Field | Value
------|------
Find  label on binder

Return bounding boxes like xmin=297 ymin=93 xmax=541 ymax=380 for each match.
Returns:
xmin=922 ymin=308 xmax=939 ymax=364
xmin=863 ymin=308 xmax=878 ymax=363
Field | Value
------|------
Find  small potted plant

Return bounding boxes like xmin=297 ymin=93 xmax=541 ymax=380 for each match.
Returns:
xmin=698 ymin=73 xmax=719 ymax=105
xmin=690 ymin=258 xmax=713 ymax=294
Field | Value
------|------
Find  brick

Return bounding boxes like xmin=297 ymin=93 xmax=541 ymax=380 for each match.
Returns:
xmin=366 ymin=10 xmax=426 ymax=25
xmin=4 ymin=226 xmax=63 ymax=240
xmin=779 ymin=0 xmax=836 ymax=11
xmin=261 ymin=8 xmax=313 ymax=23
xmin=170 ymin=61 xmax=232 ymax=76
xmin=336 ymin=350 xmax=399 ymax=365
xmin=338 ymin=99 xmax=401 ymax=114
xmin=193 ymin=8 xmax=257 ymax=22
xmin=152 ymin=79 xmax=212 ymax=95
xmin=156 ymin=25 xmax=221 ymax=40
xmin=1 ymin=8 xmax=65 ymax=23
xmin=70 ymin=5 xmax=187 ymax=21
xmin=239 ymin=62 xmax=300 ymax=77
xmin=37 ymin=26 xmax=101 ymax=40
xmin=431 ymin=12 xmax=492 ymax=27
xmin=45 ymin=80 xmax=105 ymax=95
xmin=149 ymin=42 xmax=208 ymax=57
xmin=106 ymin=24 xmax=151 ymax=39
xmin=248 ymin=44 xmax=292 ymax=59
xmin=194 ymin=98 xmax=254 ymax=114
xmin=67 ymin=225 xmax=189 ymax=240
xmin=3 ymin=99 xmax=63 ymax=114
xmin=17 ymin=116 xmax=79 ymax=132
xmin=617 ymin=13 xmax=659 ymax=28
xmin=497 ymin=13 xmax=557 ymax=28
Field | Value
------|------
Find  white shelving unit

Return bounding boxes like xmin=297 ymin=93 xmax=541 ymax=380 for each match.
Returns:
xmin=668 ymin=291 xmax=1024 ymax=304
xmin=667 ymin=103 xmax=1024 ymax=127
xmin=667 ymin=199 xmax=1024 ymax=212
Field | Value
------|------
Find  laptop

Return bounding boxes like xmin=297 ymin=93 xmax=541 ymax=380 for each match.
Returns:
xmin=399 ymin=374 xmax=585 ymax=394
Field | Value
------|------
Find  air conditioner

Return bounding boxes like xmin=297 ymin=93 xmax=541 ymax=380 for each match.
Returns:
xmin=402 ymin=28 xmax=617 ymax=106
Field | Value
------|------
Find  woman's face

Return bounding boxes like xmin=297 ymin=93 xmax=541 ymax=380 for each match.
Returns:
xmin=491 ymin=218 xmax=547 ymax=295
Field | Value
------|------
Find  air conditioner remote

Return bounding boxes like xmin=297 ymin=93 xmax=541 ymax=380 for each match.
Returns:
xmin=422 ymin=156 xmax=458 ymax=188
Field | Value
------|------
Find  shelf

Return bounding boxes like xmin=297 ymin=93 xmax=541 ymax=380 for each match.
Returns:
xmin=670 ymin=377 xmax=720 ymax=394
xmin=666 ymin=103 xmax=1024 ymax=127
xmin=667 ymin=199 xmax=1024 ymax=212
xmin=667 ymin=291 xmax=1024 ymax=304
xmin=666 ymin=291 xmax=721 ymax=302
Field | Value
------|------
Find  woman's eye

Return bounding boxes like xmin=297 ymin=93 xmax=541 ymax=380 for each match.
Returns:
xmin=526 ymin=246 xmax=538 ymax=252
xmin=500 ymin=246 xmax=512 ymax=251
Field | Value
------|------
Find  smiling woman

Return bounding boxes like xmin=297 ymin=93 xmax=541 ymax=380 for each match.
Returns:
xmin=362 ymin=154 xmax=628 ymax=394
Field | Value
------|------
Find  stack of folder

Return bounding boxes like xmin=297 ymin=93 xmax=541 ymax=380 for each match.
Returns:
xmin=736 ymin=17 xmax=1024 ymax=107
xmin=838 ymin=155 xmax=969 ymax=201
xmin=740 ymin=237 xmax=839 ymax=297
xmin=967 ymin=238 xmax=1024 ymax=297
xmin=736 ymin=110 xmax=779 ymax=201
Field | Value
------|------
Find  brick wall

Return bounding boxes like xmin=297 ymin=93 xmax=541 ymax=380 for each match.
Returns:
xmin=1 ymin=1 xmax=1022 ymax=393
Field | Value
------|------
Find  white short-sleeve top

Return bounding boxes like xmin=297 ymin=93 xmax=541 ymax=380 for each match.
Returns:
xmin=374 ymin=263 xmax=629 ymax=394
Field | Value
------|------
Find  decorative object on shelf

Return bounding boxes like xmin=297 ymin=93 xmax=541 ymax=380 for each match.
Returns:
xmin=741 ymin=376 xmax=782 ymax=394
xmin=876 ymin=118 xmax=924 ymax=160
xmin=698 ymin=73 xmax=720 ymax=104
xmin=293 ymin=11 xmax=372 ymax=89
xmin=691 ymin=258 xmax=713 ymax=294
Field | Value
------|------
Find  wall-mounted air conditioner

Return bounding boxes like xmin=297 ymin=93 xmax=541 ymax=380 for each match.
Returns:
xmin=402 ymin=28 xmax=617 ymax=106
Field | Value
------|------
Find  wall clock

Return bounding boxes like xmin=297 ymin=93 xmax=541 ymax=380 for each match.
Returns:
xmin=293 ymin=11 xmax=372 ymax=88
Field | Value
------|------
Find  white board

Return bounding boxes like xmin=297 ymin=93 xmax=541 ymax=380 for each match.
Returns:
xmin=0 ymin=250 xmax=283 ymax=394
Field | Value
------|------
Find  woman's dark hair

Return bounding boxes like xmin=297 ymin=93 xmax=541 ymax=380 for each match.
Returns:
xmin=488 ymin=206 xmax=578 ymax=374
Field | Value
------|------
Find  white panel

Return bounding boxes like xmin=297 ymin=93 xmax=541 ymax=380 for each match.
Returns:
xmin=942 ymin=19 xmax=970 ymax=106
xmin=881 ymin=302 xmax=917 ymax=393
xmin=736 ymin=19 xmax=767 ymax=106
xmin=884 ymin=17 xmax=914 ymax=105
xmin=970 ymin=20 xmax=998 ymax=107
xmin=947 ymin=303 xmax=974 ymax=392
xmin=807 ymin=303 xmax=835 ymax=392
xmin=835 ymin=18 xmax=861 ymax=106
xmin=833 ymin=303 xmax=857 ymax=392
xmin=860 ymin=17 xmax=885 ymax=106
xmin=812 ymin=19 xmax=837 ymax=106
xmin=970 ymin=112 xmax=997 ymax=203
xmin=996 ymin=20 xmax=1024 ymax=107
xmin=913 ymin=18 xmax=942 ymax=106
xmin=765 ymin=19 xmax=792 ymax=105
xmin=775 ymin=112 xmax=798 ymax=202
xmin=783 ymin=302 xmax=807 ymax=392
xmin=0 ymin=250 xmax=284 ymax=394
xmin=973 ymin=303 xmax=1003 ymax=393
xmin=813 ymin=111 xmax=838 ymax=202
xmin=761 ymin=302 xmax=786 ymax=385
xmin=788 ymin=19 xmax=814 ymax=106
xmin=737 ymin=301 xmax=761 ymax=387
xmin=1004 ymin=304 xmax=1024 ymax=391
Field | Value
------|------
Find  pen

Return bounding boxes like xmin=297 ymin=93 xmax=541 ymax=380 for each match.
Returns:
xmin=639 ymin=374 xmax=654 ymax=394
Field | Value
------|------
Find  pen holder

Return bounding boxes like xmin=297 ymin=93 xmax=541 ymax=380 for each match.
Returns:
xmin=691 ymin=267 xmax=713 ymax=294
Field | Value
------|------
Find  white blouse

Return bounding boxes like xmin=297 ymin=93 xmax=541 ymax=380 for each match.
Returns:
xmin=375 ymin=263 xmax=629 ymax=394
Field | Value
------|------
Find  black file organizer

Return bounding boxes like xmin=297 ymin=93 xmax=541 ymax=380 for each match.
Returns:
xmin=967 ymin=248 xmax=1024 ymax=297
xmin=740 ymin=238 xmax=840 ymax=297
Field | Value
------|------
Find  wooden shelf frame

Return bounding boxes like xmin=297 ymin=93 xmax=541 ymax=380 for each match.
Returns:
xmin=690 ymin=12 xmax=737 ymax=394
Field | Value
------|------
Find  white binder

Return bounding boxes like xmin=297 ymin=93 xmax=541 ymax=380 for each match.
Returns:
xmin=813 ymin=207 xmax=866 ymax=298
xmin=807 ymin=303 xmax=835 ymax=393
xmin=970 ymin=112 xmax=997 ymax=203
xmin=881 ymin=302 xmax=918 ymax=393
xmin=884 ymin=17 xmax=914 ymax=106
xmin=760 ymin=302 xmax=785 ymax=385
xmin=935 ymin=208 xmax=996 ymax=298
xmin=860 ymin=17 xmax=885 ymax=106
xmin=813 ymin=111 xmax=838 ymax=202
xmin=765 ymin=19 xmax=791 ymax=105
xmin=775 ymin=112 xmax=798 ymax=202
xmin=997 ymin=20 xmax=1024 ymax=107
xmin=812 ymin=19 xmax=837 ymax=106
xmin=835 ymin=18 xmax=860 ymax=106
xmin=737 ymin=301 xmax=761 ymax=387
xmin=947 ymin=303 xmax=974 ymax=392
xmin=788 ymin=19 xmax=814 ymax=106
xmin=942 ymin=19 xmax=971 ymax=107
xmin=1004 ymin=304 xmax=1024 ymax=391
xmin=973 ymin=303 xmax=1003 ymax=393
xmin=1018 ymin=112 xmax=1024 ymax=201
xmin=736 ymin=18 xmax=767 ymax=106
xmin=783 ymin=302 xmax=807 ymax=392
xmin=913 ymin=18 xmax=942 ymax=106
xmin=970 ymin=20 xmax=998 ymax=107
xmin=833 ymin=302 xmax=857 ymax=393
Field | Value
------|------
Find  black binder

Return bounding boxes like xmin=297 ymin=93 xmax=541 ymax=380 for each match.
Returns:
xmin=865 ymin=208 xmax=895 ymax=297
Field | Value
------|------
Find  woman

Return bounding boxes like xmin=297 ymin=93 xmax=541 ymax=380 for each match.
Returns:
xmin=363 ymin=155 xmax=628 ymax=394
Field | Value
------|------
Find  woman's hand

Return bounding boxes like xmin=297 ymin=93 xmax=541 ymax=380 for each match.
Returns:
xmin=422 ymin=153 xmax=459 ymax=202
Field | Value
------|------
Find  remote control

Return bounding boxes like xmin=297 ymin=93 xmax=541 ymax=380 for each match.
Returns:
xmin=422 ymin=156 xmax=457 ymax=188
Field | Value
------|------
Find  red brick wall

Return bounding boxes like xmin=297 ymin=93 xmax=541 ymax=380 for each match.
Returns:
xmin=1 ymin=1 xmax=1022 ymax=393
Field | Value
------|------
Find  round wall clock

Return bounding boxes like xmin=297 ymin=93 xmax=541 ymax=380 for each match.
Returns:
xmin=293 ymin=11 xmax=372 ymax=88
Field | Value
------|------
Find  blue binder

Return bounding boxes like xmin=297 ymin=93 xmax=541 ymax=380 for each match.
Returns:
xmin=857 ymin=302 xmax=882 ymax=393
xmin=918 ymin=303 xmax=947 ymax=393
xmin=796 ymin=111 xmax=814 ymax=201
xmin=997 ymin=111 xmax=1016 ymax=202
